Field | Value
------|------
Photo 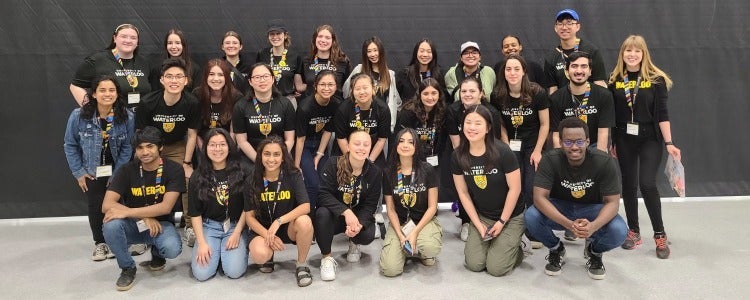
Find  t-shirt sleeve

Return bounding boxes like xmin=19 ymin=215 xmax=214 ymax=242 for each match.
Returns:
xmin=534 ymin=154 xmax=555 ymax=190
xmin=543 ymin=54 xmax=559 ymax=88
xmin=377 ymin=104 xmax=391 ymax=138
xmin=598 ymin=89 xmax=615 ymax=128
xmin=450 ymin=152 xmax=463 ymax=175
xmin=425 ymin=165 xmax=438 ymax=188
xmin=283 ymin=100 xmax=296 ymax=131
xmin=499 ymin=143 xmax=520 ymax=173
xmin=598 ymin=156 xmax=621 ymax=196
xmin=295 ymin=105 xmax=309 ymax=137
xmin=232 ymin=101 xmax=247 ymax=134
xmin=187 ymin=97 xmax=202 ymax=129
xmin=382 ymin=169 xmax=394 ymax=196
xmin=535 ymin=91 xmax=550 ymax=110
xmin=590 ymin=49 xmax=608 ymax=82
xmin=135 ymin=100 xmax=151 ymax=130
xmin=294 ymin=54 xmax=303 ymax=75
xmin=165 ymin=162 xmax=187 ymax=193
xmin=446 ymin=108 xmax=460 ymax=135
xmin=107 ymin=165 xmax=131 ymax=196
xmin=187 ymin=173 xmax=203 ymax=217
xmin=655 ymin=81 xmax=670 ymax=122
xmin=242 ymin=176 xmax=257 ymax=212
xmin=71 ymin=55 xmax=97 ymax=88
xmin=548 ymin=93 xmax=562 ymax=132
xmin=292 ymin=172 xmax=310 ymax=205
xmin=333 ymin=105 xmax=349 ymax=140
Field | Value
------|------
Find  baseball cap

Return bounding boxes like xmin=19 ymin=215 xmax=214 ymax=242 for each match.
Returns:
xmin=460 ymin=41 xmax=480 ymax=53
xmin=267 ymin=19 xmax=287 ymax=33
xmin=556 ymin=9 xmax=580 ymax=21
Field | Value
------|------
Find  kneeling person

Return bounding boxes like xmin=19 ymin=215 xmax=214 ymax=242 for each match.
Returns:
xmin=524 ymin=117 xmax=627 ymax=280
xmin=102 ymin=126 xmax=185 ymax=291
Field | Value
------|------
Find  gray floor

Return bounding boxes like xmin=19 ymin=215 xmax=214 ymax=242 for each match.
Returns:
xmin=1 ymin=199 xmax=749 ymax=299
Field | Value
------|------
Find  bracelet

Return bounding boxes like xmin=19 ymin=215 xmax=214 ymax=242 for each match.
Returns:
xmin=664 ymin=141 xmax=674 ymax=146
xmin=316 ymin=152 xmax=325 ymax=156
xmin=183 ymin=161 xmax=192 ymax=165
xmin=497 ymin=218 xmax=506 ymax=225
xmin=275 ymin=217 xmax=283 ymax=225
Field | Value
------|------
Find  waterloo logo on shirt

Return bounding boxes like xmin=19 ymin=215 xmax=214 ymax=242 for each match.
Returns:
xmin=152 ymin=114 xmax=187 ymax=133
xmin=259 ymin=189 xmax=292 ymax=202
xmin=393 ymin=183 xmax=427 ymax=207
xmin=614 ymin=80 xmax=651 ymax=89
xmin=502 ymin=107 xmax=533 ymax=126
xmin=309 ymin=116 xmax=332 ymax=133
xmin=563 ymin=106 xmax=598 ymax=122
xmin=561 ymin=179 xmax=594 ymax=199
xmin=131 ymin=185 xmax=166 ymax=197
xmin=348 ymin=119 xmax=377 ymax=133
xmin=115 ymin=69 xmax=145 ymax=77
xmin=309 ymin=63 xmax=337 ymax=74
xmin=463 ymin=165 xmax=499 ymax=190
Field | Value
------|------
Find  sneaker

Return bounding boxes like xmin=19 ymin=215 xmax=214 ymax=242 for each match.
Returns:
xmin=544 ymin=243 xmax=566 ymax=276
xmin=129 ymin=243 xmax=149 ymax=256
xmin=149 ymin=254 xmax=166 ymax=271
xmin=654 ymin=233 xmax=671 ymax=259
xmin=564 ymin=229 xmax=578 ymax=241
xmin=520 ymin=235 xmax=533 ymax=257
xmin=621 ymin=230 xmax=642 ymax=250
xmin=115 ymin=267 xmax=136 ymax=291
xmin=320 ymin=256 xmax=338 ymax=281
xmin=421 ymin=257 xmax=436 ymax=266
xmin=346 ymin=240 xmax=361 ymax=263
xmin=185 ymin=227 xmax=196 ymax=247
xmin=530 ymin=240 xmax=543 ymax=249
xmin=374 ymin=213 xmax=385 ymax=224
xmin=460 ymin=223 xmax=469 ymax=242
xmin=586 ymin=246 xmax=606 ymax=280
xmin=92 ymin=243 xmax=112 ymax=261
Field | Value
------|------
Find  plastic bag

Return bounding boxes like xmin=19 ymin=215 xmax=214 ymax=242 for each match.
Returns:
xmin=664 ymin=155 xmax=686 ymax=197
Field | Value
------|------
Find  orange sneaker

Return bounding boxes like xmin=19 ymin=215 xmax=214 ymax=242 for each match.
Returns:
xmin=654 ymin=233 xmax=671 ymax=259
xmin=621 ymin=230 xmax=642 ymax=250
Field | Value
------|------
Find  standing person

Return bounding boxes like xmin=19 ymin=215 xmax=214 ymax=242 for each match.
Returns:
xmin=343 ymin=36 xmax=402 ymax=130
xmin=396 ymin=38 xmax=446 ymax=101
xmin=394 ymin=78 xmax=447 ymax=167
xmin=493 ymin=35 xmax=547 ymax=87
xmin=101 ymin=126 xmax=184 ymax=291
xmin=315 ymin=130 xmax=383 ymax=281
xmin=255 ymin=19 xmax=305 ymax=108
xmin=608 ymin=35 xmax=682 ymax=259
xmin=295 ymin=70 xmax=342 ymax=209
xmin=444 ymin=77 xmax=502 ymax=241
xmin=301 ymin=24 xmax=352 ymax=99
xmin=544 ymin=9 xmax=607 ymax=94
xmin=491 ymin=54 xmax=550 ymax=247
xmin=189 ymin=128 xmax=249 ymax=281
xmin=451 ymin=104 xmax=524 ymax=277
xmin=233 ymin=63 xmax=296 ymax=163
xmin=444 ymin=41 xmax=496 ymax=103
xmin=524 ymin=117 xmax=628 ymax=280
xmin=193 ymin=58 xmax=243 ymax=147
xmin=220 ymin=31 xmax=252 ymax=95
xmin=380 ymin=128 xmax=442 ymax=277
xmin=549 ymin=51 xmax=614 ymax=153
xmin=152 ymin=28 xmax=201 ymax=90
xmin=136 ymin=58 xmax=201 ymax=247
xmin=245 ymin=137 xmax=314 ymax=287
xmin=64 ymin=75 xmax=134 ymax=261
xmin=71 ymin=24 xmax=152 ymax=107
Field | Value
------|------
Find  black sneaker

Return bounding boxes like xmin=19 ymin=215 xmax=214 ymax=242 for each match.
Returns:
xmin=149 ymin=254 xmax=166 ymax=271
xmin=116 ymin=267 xmax=136 ymax=291
xmin=544 ymin=243 xmax=566 ymax=276
xmin=586 ymin=248 xmax=606 ymax=280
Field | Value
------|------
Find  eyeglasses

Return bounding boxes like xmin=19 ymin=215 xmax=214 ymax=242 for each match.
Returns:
xmin=317 ymin=83 xmax=336 ymax=88
xmin=251 ymin=74 xmax=273 ymax=82
xmin=462 ymin=50 xmax=480 ymax=56
xmin=208 ymin=143 xmax=228 ymax=149
xmin=555 ymin=21 xmax=579 ymax=28
xmin=163 ymin=74 xmax=186 ymax=81
xmin=562 ymin=139 xmax=587 ymax=147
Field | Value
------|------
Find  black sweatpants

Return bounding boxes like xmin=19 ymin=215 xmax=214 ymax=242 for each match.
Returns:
xmin=314 ymin=206 xmax=375 ymax=255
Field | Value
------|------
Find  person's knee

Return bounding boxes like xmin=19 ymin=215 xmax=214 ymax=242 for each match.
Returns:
xmin=380 ymin=263 xmax=404 ymax=277
xmin=192 ymin=265 xmax=217 ymax=282
xmin=354 ymin=228 xmax=375 ymax=245
xmin=102 ymin=218 xmax=126 ymax=235
xmin=465 ymin=257 xmax=486 ymax=272
xmin=295 ymin=215 xmax=314 ymax=234
xmin=524 ymin=206 xmax=542 ymax=225
xmin=249 ymin=243 xmax=273 ymax=264
xmin=314 ymin=207 xmax=333 ymax=224
xmin=379 ymin=242 xmax=405 ymax=277
xmin=417 ymin=239 xmax=442 ymax=258
xmin=223 ymin=260 xmax=248 ymax=279
xmin=487 ymin=262 xmax=514 ymax=277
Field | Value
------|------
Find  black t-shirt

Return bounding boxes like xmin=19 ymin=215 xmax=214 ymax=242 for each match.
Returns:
xmin=195 ymin=93 xmax=243 ymax=139
xmin=549 ymin=84 xmax=614 ymax=145
xmin=232 ymin=95 xmax=296 ymax=149
xmin=256 ymin=47 xmax=304 ymax=96
xmin=244 ymin=171 xmax=309 ymax=227
xmin=71 ymin=50 xmax=152 ymax=102
xmin=108 ymin=159 xmax=186 ymax=222
xmin=296 ymin=94 xmax=342 ymax=139
xmin=445 ymin=101 xmax=503 ymax=139
xmin=496 ymin=90 xmax=550 ymax=146
xmin=187 ymin=169 xmax=246 ymax=223
xmin=224 ymin=53 xmax=254 ymax=79
xmin=135 ymin=91 xmax=201 ymax=145
xmin=395 ymin=65 xmax=447 ymax=101
xmin=394 ymin=108 xmax=446 ymax=158
xmin=383 ymin=162 xmax=437 ymax=224
xmin=608 ymin=73 xmax=670 ymax=127
xmin=450 ymin=141 xmax=522 ymax=220
xmin=333 ymin=100 xmax=391 ymax=151
xmin=302 ymin=56 xmax=352 ymax=98
xmin=493 ymin=58 xmax=549 ymax=88
xmin=543 ymin=38 xmax=607 ymax=88
xmin=534 ymin=148 xmax=621 ymax=204
xmin=317 ymin=158 xmax=383 ymax=229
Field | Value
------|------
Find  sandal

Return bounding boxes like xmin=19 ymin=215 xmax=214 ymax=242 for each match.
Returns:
xmin=295 ymin=266 xmax=313 ymax=287
xmin=259 ymin=261 xmax=274 ymax=273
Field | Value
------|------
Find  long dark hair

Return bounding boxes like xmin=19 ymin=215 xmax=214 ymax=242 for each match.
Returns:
xmin=455 ymin=104 xmax=501 ymax=172
xmin=402 ymin=78 xmax=446 ymax=130
xmin=247 ymin=63 xmax=282 ymax=99
xmin=163 ymin=28 xmax=194 ymax=86
xmin=360 ymin=36 xmax=391 ymax=93
xmin=406 ymin=39 xmax=442 ymax=98
xmin=194 ymin=128 xmax=246 ymax=202
xmin=81 ymin=75 xmax=128 ymax=124
xmin=386 ymin=128 xmax=430 ymax=189
xmin=195 ymin=58 xmax=242 ymax=128
xmin=250 ymin=136 xmax=298 ymax=207
xmin=336 ymin=130 xmax=371 ymax=185
xmin=491 ymin=54 xmax=544 ymax=108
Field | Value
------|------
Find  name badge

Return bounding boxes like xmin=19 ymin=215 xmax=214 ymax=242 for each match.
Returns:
xmin=401 ymin=219 xmax=416 ymax=236
xmin=426 ymin=155 xmax=439 ymax=167
xmin=509 ymin=139 xmax=522 ymax=152
xmin=223 ymin=218 xmax=231 ymax=233
xmin=96 ymin=165 xmax=113 ymax=178
xmin=127 ymin=92 xmax=140 ymax=104
xmin=136 ymin=219 xmax=149 ymax=232
xmin=626 ymin=122 xmax=639 ymax=136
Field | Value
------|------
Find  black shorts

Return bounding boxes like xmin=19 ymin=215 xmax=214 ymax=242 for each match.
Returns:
xmin=248 ymin=223 xmax=296 ymax=245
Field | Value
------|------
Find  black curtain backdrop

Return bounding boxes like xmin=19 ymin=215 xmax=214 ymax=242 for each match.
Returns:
xmin=2 ymin=0 xmax=748 ymax=218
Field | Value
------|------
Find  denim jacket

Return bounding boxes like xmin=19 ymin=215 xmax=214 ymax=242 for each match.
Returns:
xmin=64 ymin=108 xmax=134 ymax=179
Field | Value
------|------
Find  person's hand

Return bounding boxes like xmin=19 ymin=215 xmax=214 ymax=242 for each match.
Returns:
xmin=314 ymin=152 xmax=324 ymax=170
xmin=195 ymin=240 xmax=212 ymax=266
xmin=609 ymin=145 xmax=618 ymax=158
xmin=183 ymin=164 xmax=194 ymax=178
xmin=226 ymin=230 xmax=241 ymax=250
xmin=103 ymin=206 xmax=129 ymax=222
xmin=530 ymin=151 xmax=543 ymax=171
xmin=268 ymin=236 xmax=285 ymax=251
xmin=406 ymin=233 xmax=418 ymax=255
xmin=265 ymin=221 xmax=281 ymax=248
xmin=667 ymin=145 xmax=681 ymax=161
xmin=487 ymin=220 xmax=505 ymax=238
xmin=473 ymin=222 xmax=488 ymax=240
xmin=77 ymin=174 xmax=94 ymax=192
xmin=343 ymin=211 xmax=362 ymax=237
xmin=142 ymin=217 xmax=163 ymax=237
xmin=571 ymin=218 xmax=593 ymax=238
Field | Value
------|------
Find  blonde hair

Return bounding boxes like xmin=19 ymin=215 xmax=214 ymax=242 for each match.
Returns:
xmin=608 ymin=35 xmax=673 ymax=90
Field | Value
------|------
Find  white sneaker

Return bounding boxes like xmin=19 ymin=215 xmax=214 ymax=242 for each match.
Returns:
xmin=346 ymin=240 xmax=361 ymax=263
xmin=374 ymin=213 xmax=385 ymax=224
xmin=460 ymin=223 xmax=469 ymax=242
xmin=320 ymin=256 xmax=338 ymax=281
xmin=92 ymin=243 xmax=112 ymax=261
xmin=128 ymin=243 xmax=149 ymax=256
xmin=184 ymin=227 xmax=196 ymax=247
xmin=374 ymin=224 xmax=381 ymax=239
xmin=520 ymin=235 xmax=533 ymax=257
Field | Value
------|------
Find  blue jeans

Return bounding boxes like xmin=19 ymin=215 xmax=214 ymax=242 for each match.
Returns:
xmin=300 ymin=138 xmax=329 ymax=209
xmin=191 ymin=218 xmax=249 ymax=281
xmin=524 ymin=199 xmax=627 ymax=254
xmin=102 ymin=218 xmax=182 ymax=269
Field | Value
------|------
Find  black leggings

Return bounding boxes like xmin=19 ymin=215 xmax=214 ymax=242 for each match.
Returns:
xmin=85 ymin=177 xmax=108 ymax=244
xmin=614 ymin=125 xmax=665 ymax=233
xmin=314 ymin=206 xmax=375 ymax=255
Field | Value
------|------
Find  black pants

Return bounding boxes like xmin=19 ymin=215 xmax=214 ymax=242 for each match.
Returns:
xmin=85 ymin=177 xmax=108 ymax=244
xmin=614 ymin=125 xmax=665 ymax=233
xmin=314 ymin=206 xmax=375 ymax=255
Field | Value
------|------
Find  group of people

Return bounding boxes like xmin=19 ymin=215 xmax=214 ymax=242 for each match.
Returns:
xmin=63 ymin=8 xmax=683 ymax=292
